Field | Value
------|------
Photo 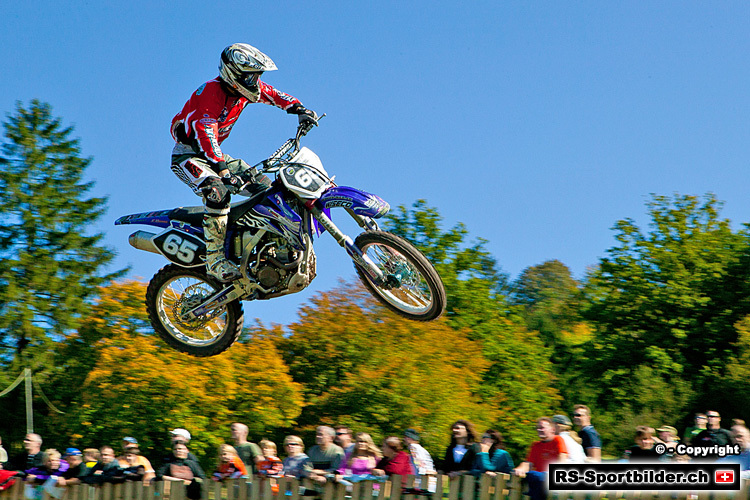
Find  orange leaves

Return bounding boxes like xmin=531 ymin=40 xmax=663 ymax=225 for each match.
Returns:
xmin=50 ymin=280 xmax=304 ymax=460
xmin=276 ymin=282 xmax=495 ymax=452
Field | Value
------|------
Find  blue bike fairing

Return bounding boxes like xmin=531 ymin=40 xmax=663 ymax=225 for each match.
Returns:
xmin=318 ymin=186 xmax=390 ymax=218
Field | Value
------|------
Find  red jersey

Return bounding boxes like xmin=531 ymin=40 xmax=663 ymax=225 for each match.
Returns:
xmin=171 ymin=78 xmax=301 ymax=165
xmin=526 ymin=436 xmax=567 ymax=472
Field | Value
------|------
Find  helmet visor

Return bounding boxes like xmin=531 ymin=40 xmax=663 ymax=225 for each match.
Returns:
xmin=240 ymin=71 xmax=262 ymax=88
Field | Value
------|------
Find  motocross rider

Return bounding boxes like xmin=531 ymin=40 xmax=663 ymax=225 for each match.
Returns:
xmin=170 ymin=43 xmax=318 ymax=282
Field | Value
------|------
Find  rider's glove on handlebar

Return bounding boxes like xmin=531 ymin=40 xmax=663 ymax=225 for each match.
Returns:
xmin=287 ymin=103 xmax=318 ymax=127
xmin=221 ymin=172 xmax=245 ymax=194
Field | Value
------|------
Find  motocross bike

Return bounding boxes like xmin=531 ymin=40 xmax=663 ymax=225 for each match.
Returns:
xmin=115 ymin=118 xmax=447 ymax=356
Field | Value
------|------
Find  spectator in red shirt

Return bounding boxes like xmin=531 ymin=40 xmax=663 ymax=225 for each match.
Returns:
xmin=514 ymin=417 xmax=568 ymax=500
xmin=373 ymin=437 xmax=415 ymax=477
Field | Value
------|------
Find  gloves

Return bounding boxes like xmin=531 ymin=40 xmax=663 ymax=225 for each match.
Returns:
xmin=287 ymin=103 xmax=318 ymax=127
xmin=221 ymin=172 xmax=245 ymax=194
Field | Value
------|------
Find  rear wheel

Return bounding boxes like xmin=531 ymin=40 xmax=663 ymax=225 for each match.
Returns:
xmin=145 ymin=264 xmax=244 ymax=356
xmin=353 ymin=231 xmax=446 ymax=321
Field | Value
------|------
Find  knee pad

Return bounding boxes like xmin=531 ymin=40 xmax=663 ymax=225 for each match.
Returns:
xmin=201 ymin=177 xmax=231 ymax=210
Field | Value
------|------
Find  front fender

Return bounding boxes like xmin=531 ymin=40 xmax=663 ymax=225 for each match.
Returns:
xmin=318 ymin=186 xmax=390 ymax=218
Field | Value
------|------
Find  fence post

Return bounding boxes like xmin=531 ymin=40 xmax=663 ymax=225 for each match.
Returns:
xmin=494 ymin=474 xmax=508 ymax=500
xmin=478 ymin=474 xmax=492 ymax=500
xmin=10 ymin=479 xmax=23 ymax=500
xmin=102 ymin=482 xmax=114 ymax=500
xmin=461 ymin=475 xmax=476 ymax=500
xmin=238 ymin=477 xmax=249 ymax=500
xmin=390 ymin=475 xmax=403 ymax=500
xmin=508 ymin=475 xmax=522 ymax=500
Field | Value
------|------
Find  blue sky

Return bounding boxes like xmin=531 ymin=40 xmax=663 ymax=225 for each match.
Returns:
xmin=3 ymin=1 xmax=750 ymax=327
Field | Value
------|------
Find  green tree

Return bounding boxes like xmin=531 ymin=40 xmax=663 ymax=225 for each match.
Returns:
xmin=384 ymin=200 xmax=509 ymax=326
xmin=276 ymin=283 xmax=494 ymax=455
xmin=510 ymin=259 xmax=583 ymax=348
xmin=574 ymin=193 xmax=750 ymax=453
xmin=0 ymin=100 xmax=123 ymax=364
xmin=384 ymin=201 xmax=561 ymax=458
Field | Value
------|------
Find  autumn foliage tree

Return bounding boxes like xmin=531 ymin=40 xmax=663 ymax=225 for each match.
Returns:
xmin=275 ymin=283 xmax=494 ymax=454
xmin=383 ymin=201 xmax=561 ymax=457
xmin=45 ymin=280 xmax=304 ymax=464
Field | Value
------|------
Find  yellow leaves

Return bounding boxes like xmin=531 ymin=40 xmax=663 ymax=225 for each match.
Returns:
xmin=49 ymin=279 xmax=305 ymax=461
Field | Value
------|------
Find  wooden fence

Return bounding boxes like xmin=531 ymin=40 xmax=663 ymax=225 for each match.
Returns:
xmin=2 ymin=474 xmax=748 ymax=500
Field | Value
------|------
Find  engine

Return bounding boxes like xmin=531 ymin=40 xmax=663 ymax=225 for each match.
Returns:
xmin=236 ymin=233 xmax=316 ymax=298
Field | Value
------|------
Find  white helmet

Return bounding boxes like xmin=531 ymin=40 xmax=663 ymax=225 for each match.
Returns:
xmin=219 ymin=43 xmax=278 ymax=101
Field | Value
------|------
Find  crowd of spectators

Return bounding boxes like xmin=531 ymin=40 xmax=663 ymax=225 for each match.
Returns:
xmin=0 ymin=407 xmax=748 ymax=500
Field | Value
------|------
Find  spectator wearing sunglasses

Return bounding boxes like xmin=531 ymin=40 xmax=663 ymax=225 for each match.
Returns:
xmin=572 ymin=405 xmax=601 ymax=462
xmin=694 ymin=411 xmax=736 ymax=449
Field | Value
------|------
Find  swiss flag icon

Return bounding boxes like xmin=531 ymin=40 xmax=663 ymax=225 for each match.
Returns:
xmin=715 ymin=470 xmax=735 ymax=483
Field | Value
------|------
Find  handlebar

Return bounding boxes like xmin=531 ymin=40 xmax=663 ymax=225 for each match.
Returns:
xmin=262 ymin=113 xmax=326 ymax=172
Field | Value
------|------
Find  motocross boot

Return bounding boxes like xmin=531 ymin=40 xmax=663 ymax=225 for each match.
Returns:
xmin=203 ymin=213 xmax=241 ymax=282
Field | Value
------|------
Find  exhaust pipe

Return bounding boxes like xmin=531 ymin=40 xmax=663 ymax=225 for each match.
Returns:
xmin=128 ymin=230 xmax=160 ymax=254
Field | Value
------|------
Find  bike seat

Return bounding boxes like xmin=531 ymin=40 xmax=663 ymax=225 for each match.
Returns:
xmin=169 ymin=186 xmax=270 ymax=228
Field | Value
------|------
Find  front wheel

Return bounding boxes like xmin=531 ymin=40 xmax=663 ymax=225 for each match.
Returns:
xmin=145 ymin=264 xmax=244 ymax=356
xmin=353 ymin=231 xmax=446 ymax=321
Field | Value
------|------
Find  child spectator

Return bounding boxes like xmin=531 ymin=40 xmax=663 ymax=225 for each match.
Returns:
xmin=256 ymin=440 xmax=283 ymax=494
xmin=83 ymin=449 xmax=100 ymax=469
xmin=118 ymin=445 xmax=155 ymax=484
xmin=623 ymin=426 xmax=660 ymax=461
xmin=256 ymin=440 xmax=283 ymax=477
xmin=61 ymin=449 xmax=86 ymax=485
xmin=282 ymin=436 xmax=311 ymax=479
xmin=212 ymin=444 xmax=248 ymax=481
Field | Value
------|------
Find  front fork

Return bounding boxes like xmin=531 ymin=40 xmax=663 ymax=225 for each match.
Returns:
xmin=180 ymin=205 xmax=390 ymax=322
xmin=309 ymin=206 xmax=389 ymax=286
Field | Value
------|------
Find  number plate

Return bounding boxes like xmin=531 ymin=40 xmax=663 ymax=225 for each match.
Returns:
xmin=152 ymin=229 xmax=206 ymax=267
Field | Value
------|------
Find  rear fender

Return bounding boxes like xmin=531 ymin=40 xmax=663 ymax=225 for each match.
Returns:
xmin=115 ymin=210 xmax=203 ymax=237
xmin=149 ymin=228 xmax=206 ymax=268
xmin=318 ymin=186 xmax=390 ymax=218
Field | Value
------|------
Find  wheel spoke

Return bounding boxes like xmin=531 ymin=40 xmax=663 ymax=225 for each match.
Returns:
xmin=156 ymin=275 xmax=228 ymax=346
xmin=360 ymin=241 xmax=434 ymax=315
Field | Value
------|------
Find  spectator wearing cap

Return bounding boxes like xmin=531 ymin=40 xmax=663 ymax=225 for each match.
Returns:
xmin=404 ymin=429 xmax=435 ymax=477
xmin=656 ymin=425 xmax=684 ymax=462
xmin=552 ymin=415 xmax=586 ymax=463
xmin=572 ymin=405 xmax=602 ymax=462
xmin=473 ymin=429 xmax=514 ymax=476
xmin=60 ymin=449 xmax=86 ymax=485
xmin=683 ymin=413 xmax=707 ymax=445
xmin=164 ymin=429 xmax=199 ymax=464
xmin=694 ymin=411 xmax=735 ymax=449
